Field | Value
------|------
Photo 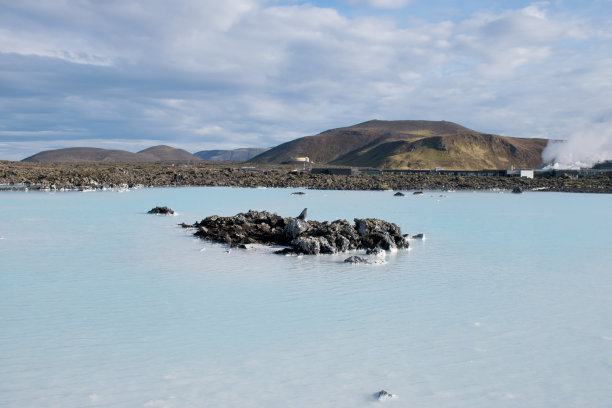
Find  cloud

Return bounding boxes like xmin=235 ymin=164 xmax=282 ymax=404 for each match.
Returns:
xmin=345 ymin=0 xmax=413 ymax=9
xmin=0 ymin=1 xmax=612 ymax=161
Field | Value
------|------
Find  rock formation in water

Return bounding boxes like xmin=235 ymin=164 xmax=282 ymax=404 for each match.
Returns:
xmin=182 ymin=209 xmax=409 ymax=255
xmin=374 ymin=389 xmax=397 ymax=401
xmin=148 ymin=206 xmax=175 ymax=215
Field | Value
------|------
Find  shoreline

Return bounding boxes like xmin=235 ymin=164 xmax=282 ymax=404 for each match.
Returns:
xmin=1 ymin=161 xmax=611 ymax=194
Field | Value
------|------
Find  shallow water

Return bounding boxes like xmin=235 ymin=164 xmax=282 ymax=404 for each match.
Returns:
xmin=1 ymin=187 xmax=611 ymax=407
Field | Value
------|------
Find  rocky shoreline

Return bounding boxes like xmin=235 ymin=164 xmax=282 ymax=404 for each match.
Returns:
xmin=182 ymin=209 xmax=409 ymax=256
xmin=1 ymin=161 xmax=611 ymax=193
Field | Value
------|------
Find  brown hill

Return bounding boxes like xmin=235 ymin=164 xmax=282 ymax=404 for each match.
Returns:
xmin=250 ymin=120 xmax=473 ymax=165
xmin=137 ymin=145 xmax=201 ymax=162
xmin=194 ymin=147 xmax=270 ymax=161
xmin=250 ymin=120 xmax=548 ymax=170
xmin=22 ymin=145 xmax=202 ymax=163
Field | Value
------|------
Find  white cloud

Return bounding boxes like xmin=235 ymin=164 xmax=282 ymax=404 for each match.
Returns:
xmin=345 ymin=0 xmax=413 ymax=9
xmin=1 ymin=1 xmax=612 ymax=161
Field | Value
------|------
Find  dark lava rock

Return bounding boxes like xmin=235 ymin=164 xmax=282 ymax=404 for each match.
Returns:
xmin=366 ymin=247 xmax=384 ymax=255
xmin=148 ymin=206 xmax=175 ymax=215
xmin=344 ymin=256 xmax=371 ymax=264
xmin=411 ymin=233 xmax=424 ymax=239
xmin=375 ymin=389 xmax=396 ymax=401
xmin=183 ymin=210 xmax=409 ymax=255
xmin=512 ymin=186 xmax=523 ymax=194
xmin=296 ymin=207 xmax=308 ymax=220
xmin=393 ymin=191 xmax=405 ymax=196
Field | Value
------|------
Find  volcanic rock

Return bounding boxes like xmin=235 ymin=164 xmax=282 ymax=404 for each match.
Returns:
xmin=296 ymin=207 xmax=308 ymax=220
xmin=375 ymin=389 xmax=397 ymax=401
xmin=344 ymin=256 xmax=371 ymax=264
xmin=148 ymin=206 xmax=175 ymax=215
xmin=183 ymin=210 xmax=409 ymax=255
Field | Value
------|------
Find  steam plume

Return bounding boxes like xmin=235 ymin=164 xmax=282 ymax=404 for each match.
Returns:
xmin=542 ymin=120 xmax=612 ymax=169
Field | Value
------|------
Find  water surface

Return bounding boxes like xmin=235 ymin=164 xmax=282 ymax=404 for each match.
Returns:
xmin=1 ymin=188 xmax=611 ymax=407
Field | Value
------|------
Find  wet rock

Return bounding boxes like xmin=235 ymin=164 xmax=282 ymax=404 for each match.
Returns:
xmin=291 ymin=191 xmax=306 ymax=195
xmin=512 ymin=186 xmax=523 ymax=194
xmin=344 ymin=256 xmax=371 ymax=264
xmin=284 ymin=219 xmax=309 ymax=240
xmin=393 ymin=191 xmax=405 ymax=196
xmin=148 ymin=206 xmax=175 ymax=215
xmin=411 ymin=233 xmax=424 ymax=239
xmin=184 ymin=210 xmax=408 ymax=255
xmin=366 ymin=247 xmax=385 ymax=256
xmin=413 ymin=191 xmax=424 ymax=195
xmin=292 ymin=237 xmax=321 ymax=255
xmin=374 ymin=390 xmax=397 ymax=401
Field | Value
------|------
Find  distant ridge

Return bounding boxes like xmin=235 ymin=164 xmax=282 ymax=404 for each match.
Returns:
xmin=250 ymin=120 xmax=548 ymax=170
xmin=22 ymin=145 xmax=202 ymax=163
xmin=137 ymin=145 xmax=201 ymax=162
xmin=194 ymin=147 xmax=270 ymax=161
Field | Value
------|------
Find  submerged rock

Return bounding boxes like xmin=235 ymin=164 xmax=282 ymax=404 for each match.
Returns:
xmin=393 ymin=191 xmax=405 ymax=197
xmin=374 ymin=390 xmax=397 ymax=401
xmin=183 ymin=210 xmax=409 ymax=255
xmin=148 ymin=206 xmax=175 ymax=215
xmin=344 ymin=256 xmax=371 ymax=264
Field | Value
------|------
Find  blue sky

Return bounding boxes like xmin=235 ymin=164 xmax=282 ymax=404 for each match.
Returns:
xmin=1 ymin=0 xmax=612 ymax=162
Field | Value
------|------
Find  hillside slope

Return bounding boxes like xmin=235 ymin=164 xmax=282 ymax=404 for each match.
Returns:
xmin=250 ymin=120 xmax=548 ymax=169
xmin=137 ymin=145 xmax=201 ymax=162
xmin=250 ymin=120 xmax=473 ymax=165
xmin=23 ymin=145 xmax=201 ymax=163
xmin=332 ymin=133 xmax=547 ymax=169
xmin=195 ymin=147 xmax=270 ymax=161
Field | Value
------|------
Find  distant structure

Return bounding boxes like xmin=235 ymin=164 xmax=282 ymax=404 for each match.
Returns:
xmin=507 ymin=169 xmax=535 ymax=179
xmin=294 ymin=156 xmax=310 ymax=170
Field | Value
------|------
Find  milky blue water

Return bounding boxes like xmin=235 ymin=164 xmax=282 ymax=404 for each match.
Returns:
xmin=1 ymin=187 xmax=611 ymax=407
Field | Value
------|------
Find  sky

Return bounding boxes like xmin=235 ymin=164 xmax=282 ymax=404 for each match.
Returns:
xmin=1 ymin=0 xmax=611 ymax=163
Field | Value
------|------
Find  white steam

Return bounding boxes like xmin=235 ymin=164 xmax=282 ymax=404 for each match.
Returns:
xmin=542 ymin=120 xmax=612 ymax=169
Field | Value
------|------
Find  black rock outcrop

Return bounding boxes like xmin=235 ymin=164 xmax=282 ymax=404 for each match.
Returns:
xmin=344 ymin=256 xmax=371 ymax=264
xmin=148 ymin=206 xmax=175 ymax=215
xmin=374 ymin=390 xmax=397 ymax=401
xmin=183 ymin=210 xmax=409 ymax=255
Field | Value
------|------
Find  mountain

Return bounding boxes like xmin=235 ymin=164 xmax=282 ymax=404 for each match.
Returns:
xmin=194 ymin=147 xmax=270 ymax=161
xmin=22 ymin=145 xmax=202 ymax=163
xmin=137 ymin=145 xmax=201 ymax=162
xmin=249 ymin=120 xmax=548 ymax=170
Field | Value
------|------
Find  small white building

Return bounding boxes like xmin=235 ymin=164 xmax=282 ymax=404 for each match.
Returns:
xmin=507 ymin=169 xmax=534 ymax=179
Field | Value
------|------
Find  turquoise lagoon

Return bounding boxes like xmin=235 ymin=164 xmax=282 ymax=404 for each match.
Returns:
xmin=1 ymin=187 xmax=611 ymax=407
